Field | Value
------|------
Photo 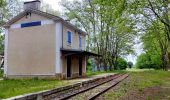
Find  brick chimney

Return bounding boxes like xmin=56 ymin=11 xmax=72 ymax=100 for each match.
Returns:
xmin=24 ymin=0 xmax=41 ymax=10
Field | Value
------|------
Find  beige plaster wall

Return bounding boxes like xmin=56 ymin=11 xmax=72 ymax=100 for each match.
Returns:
xmin=7 ymin=24 xmax=56 ymax=75
xmin=14 ymin=13 xmax=48 ymax=24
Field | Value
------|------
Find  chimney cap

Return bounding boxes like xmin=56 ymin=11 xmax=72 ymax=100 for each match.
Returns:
xmin=24 ymin=0 xmax=40 ymax=4
xmin=24 ymin=0 xmax=41 ymax=10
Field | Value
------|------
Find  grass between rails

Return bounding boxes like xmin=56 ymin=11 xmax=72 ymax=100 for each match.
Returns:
xmin=102 ymin=70 xmax=170 ymax=100
xmin=86 ymin=70 xmax=128 ymax=77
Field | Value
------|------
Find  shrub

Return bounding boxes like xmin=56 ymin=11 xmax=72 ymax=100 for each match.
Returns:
xmin=115 ymin=58 xmax=128 ymax=70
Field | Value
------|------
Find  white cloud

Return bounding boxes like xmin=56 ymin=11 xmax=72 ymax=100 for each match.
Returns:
xmin=24 ymin=0 xmax=63 ymax=11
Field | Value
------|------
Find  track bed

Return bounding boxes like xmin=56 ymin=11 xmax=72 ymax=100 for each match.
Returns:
xmin=44 ymin=74 xmax=129 ymax=100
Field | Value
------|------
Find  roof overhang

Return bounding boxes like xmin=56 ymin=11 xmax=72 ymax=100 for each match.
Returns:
xmin=61 ymin=48 xmax=101 ymax=57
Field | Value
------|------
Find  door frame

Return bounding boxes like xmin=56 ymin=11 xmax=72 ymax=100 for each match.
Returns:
xmin=67 ymin=56 xmax=72 ymax=78
xmin=79 ymin=56 xmax=83 ymax=76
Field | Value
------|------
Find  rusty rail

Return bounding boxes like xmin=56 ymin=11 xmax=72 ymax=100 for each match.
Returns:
xmin=89 ymin=74 xmax=129 ymax=100
xmin=59 ymin=74 xmax=123 ymax=100
xmin=6 ymin=74 xmax=128 ymax=100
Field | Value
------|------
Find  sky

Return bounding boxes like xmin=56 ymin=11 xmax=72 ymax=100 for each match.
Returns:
xmin=25 ymin=0 xmax=67 ymax=11
xmin=24 ymin=0 xmax=143 ymax=64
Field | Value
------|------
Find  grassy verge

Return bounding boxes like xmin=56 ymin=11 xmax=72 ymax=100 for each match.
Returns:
xmin=1 ymin=69 xmax=167 ymax=99
xmin=102 ymin=70 xmax=170 ymax=100
xmin=0 ymin=79 xmax=73 ymax=99
xmin=0 ymin=70 xmax=126 ymax=99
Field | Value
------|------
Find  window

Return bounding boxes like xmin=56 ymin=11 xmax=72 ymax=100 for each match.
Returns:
xmin=79 ymin=33 xmax=82 ymax=48
xmin=67 ymin=31 xmax=72 ymax=45
xmin=21 ymin=21 xmax=41 ymax=28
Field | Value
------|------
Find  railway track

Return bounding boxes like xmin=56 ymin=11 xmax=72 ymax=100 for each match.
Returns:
xmin=44 ymin=73 xmax=129 ymax=100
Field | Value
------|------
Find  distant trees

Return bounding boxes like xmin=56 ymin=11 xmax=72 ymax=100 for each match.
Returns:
xmin=128 ymin=62 xmax=133 ymax=69
xmin=136 ymin=53 xmax=163 ymax=69
xmin=130 ymin=0 xmax=170 ymax=70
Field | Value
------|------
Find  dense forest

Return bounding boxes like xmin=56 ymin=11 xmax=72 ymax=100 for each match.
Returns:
xmin=0 ymin=0 xmax=170 ymax=71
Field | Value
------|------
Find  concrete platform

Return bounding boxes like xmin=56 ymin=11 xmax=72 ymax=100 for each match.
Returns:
xmin=67 ymin=73 xmax=115 ymax=84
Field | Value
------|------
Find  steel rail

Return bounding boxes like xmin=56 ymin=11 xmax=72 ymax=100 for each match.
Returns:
xmin=59 ymin=74 xmax=124 ymax=100
xmin=89 ymin=74 xmax=129 ymax=100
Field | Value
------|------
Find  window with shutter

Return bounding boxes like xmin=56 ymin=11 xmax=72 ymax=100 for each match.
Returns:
xmin=67 ymin=31 xmax=72 ymax=45
xmin=79 ymin=33 xmax=82 ymax=48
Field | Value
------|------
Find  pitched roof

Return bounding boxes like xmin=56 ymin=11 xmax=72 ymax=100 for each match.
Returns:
xmin=3 ymin=9 xmax=87 ymax=35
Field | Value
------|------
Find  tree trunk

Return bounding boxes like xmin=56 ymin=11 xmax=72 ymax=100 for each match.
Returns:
xmin=95 ymin=57 xmax=101 ymax=71
xmin=103 ymin=60 xmax=107 ymax=71
xmin=161 ymin=53 xmax=170 ymax=71
xmin=109 ymin=60 xmax=113 ymax=71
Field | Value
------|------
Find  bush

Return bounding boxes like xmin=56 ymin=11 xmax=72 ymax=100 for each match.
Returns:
xmin=87 ymin=59 xmax=92 ymax=72
xmin=128 ymin=62 xmax=133 ymax=68
xmin=115 ymin=58 xmax=128 ymax=70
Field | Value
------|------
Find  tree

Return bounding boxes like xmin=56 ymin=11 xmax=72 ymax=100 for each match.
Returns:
xmin=128 ymin=62 xmax=133 ymax=69
xmin=0 ymin=0 xmax=5 ymax=7
xmin=41 ymin=2 xmax=60 ymax=16
xmin=61 ymin=0 xmax=136 ymax=71
xmin=136 ymin=53 xmax=163 ymax=69
xmin=0 ymin=0 xmax=23 ymax=56
xmin=0 ymin=0 xmax=6 ymax=55
xmin=0 ymin=34 xmax=4 ymax=55
xmin=129 ymin=0 xmax=170 ymax=70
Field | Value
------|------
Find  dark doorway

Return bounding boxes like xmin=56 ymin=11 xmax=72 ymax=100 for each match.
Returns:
xmin=67 ymin=56 xmax=71 ymax=78
xmin=79 ymin=57 xmax=83 ymax=76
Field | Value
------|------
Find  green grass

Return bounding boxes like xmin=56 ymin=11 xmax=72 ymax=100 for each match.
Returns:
xmin=0 ymin=70 xmax=127 ymax=99
xmin=1 ymin=69 xmax=169 ymax=99
xmin=0 ymin=79 xmax=72 ymax=99
xmin=102 ymin=70 xmax=170 ymax=99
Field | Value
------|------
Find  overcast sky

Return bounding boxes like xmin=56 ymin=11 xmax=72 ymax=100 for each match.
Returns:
xmin=25 ymin=0 xmax=67 ymax=11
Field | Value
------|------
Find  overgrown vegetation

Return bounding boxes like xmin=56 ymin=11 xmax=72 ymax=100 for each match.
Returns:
xmin=136 ymin=53 xmax=163 ymax=69
xmin=102 ymin=70 xmax=170 ymax=100
xmin=133 ymin=0 xmax=170 ymax=70
xmin=0 ymin=70 xmax=128 ymax=99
